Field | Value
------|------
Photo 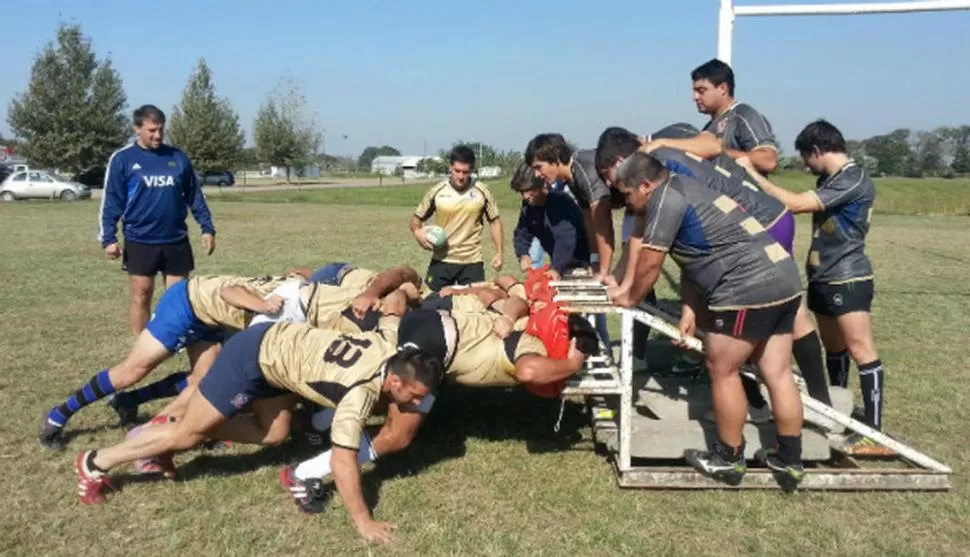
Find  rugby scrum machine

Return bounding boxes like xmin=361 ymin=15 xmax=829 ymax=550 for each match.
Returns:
xmin=549 ymin=272 xmax=952 ymax=491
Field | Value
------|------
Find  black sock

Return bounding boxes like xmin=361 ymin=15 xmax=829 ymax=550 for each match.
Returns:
xmin=632 ymin=289 xmax=658 ymax=359
xmin=826 ymin=350 xmax=850 ymax=388
xmin=858 ymin=359 xmax=885 ymax=430
xmin=742 ymin=375 xmax=768 ymax=408
xmin=113 ymin=372 xmax=189 ymax=408
xmin=793 ymin=332 xmax=832 ymax=406
xmin=716 ymin=437 xmax=745 ymax=461
xmin=85 ymin=450 xmax=107 ymax=474
xmin=776 ymin=435 xmax=802 ymax=465
xmin=48 ymin=369 xmax=116 ymax=427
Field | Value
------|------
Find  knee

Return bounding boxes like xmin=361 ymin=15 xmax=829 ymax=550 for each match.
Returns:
xmin=131 ymin=288 xmax=153 ymax=305
xmin=112 ymin=362 xmax=153 ymax=387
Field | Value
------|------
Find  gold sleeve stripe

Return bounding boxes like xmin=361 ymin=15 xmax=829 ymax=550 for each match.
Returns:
xmin=685 ymin=151 xmax=704 ymax=163
xmin=763 ymin=243 xmax=790 ymax=263
xmin=714 ymin=165 xmax=732 ymax=178
xmin=641 ymin=243 xmax=670 ymax=253
xmin=741 ymin=180 xmax=760 ymax=192
xmin=740 ymin=217 xmax=765 ymax=235
xmin=809 ymin=250 xmax=821 ymax=267
xmin=713 ymin=195 xmax=739 ymax=214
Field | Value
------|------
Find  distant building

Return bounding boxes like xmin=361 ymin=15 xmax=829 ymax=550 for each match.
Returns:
xmin=371 ymin=155 xmax=441 ymax=179
xmin=267 ymin=164 xmax=321 ymax=178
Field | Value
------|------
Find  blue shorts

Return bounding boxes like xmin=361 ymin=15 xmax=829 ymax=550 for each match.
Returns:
xmin=308 ymin=262 xmax=354 ymax=285
xmin=198 ymin=322 xmax=287 ymax=418
xmin=146 ymin=280 xmax=224 ymax=352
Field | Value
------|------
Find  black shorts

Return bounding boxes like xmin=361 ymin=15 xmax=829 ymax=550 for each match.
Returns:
xmin=807 ymin=280 xmax=874 ymax=317
xmin=703 ymin=297 xmax=801 ymax=341
xmin=197 ymin=322 xmax=287 ymax=418
xmin=123 ymin=238 xmax=195 ymax=277
xmin=425 ymin=260 xmax=485 ymax=292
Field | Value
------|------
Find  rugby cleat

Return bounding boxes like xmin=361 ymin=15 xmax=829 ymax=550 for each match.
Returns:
xmin=755 ymin=448 xmax=805 ymax=492
xmin=39 ymin=411 xmax=66 ymax=452
xmin=685 ymin=442 xmax=747 ymax=486
xmin=279 ymin=465 xmax=330 ymax=514
xmin=76 ymin=451 xmax=113 ymax=505
xmin=106 ymin=395 xmax=140 ymax=427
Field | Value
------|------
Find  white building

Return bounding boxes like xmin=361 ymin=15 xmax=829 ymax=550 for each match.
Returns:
xmin=371 ymin=155 xmax=441 ymax=179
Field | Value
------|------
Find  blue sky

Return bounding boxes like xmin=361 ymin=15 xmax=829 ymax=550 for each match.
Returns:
xmin=2 ymin=0 xmax=968 ymax=158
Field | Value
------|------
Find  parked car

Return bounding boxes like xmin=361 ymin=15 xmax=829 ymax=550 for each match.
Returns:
xmin=0 ymin=165 xmax=14 ymax=183
xmin=198 ymin=170 xmax=235 ymax=186
xmin=0 ymin=170 xmax=91 ymax=201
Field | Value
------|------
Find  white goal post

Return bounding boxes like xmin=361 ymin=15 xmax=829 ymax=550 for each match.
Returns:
xmin=718 ymin=0 xmax=970 ymax=65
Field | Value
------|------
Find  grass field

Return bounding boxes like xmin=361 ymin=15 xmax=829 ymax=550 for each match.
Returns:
xmin=2 ymin=175 xmax=969 ymax=556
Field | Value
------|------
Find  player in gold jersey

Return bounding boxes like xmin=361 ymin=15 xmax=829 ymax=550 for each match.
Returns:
xmin=75 ymin=304 xmax=444 ymax=545
xmin=40 ymin=272 xmax=303 ymax=450
xmin=281 ymin=299 xmax=599 ymax=514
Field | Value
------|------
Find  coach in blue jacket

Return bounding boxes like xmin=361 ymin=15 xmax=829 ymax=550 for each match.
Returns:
xmin=511 ymin=163 xmax=590 ymax=278
xmin=98 ymin=104 xmax=217 ymax=337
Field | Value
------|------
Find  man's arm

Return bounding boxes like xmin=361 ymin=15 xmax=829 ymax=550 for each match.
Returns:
xmin=489 ymin=217 xmax=504 ymax=268
xmin=183 ymin=158 xmax=216 ymax=237
xmin=614 ymin=247 xmax=666 ymax=308
xmin=220 ymin=285 xmax=282 ymax=314
xmin=589 ymin=199 xmax=615 ymax=277
xmin=726 ymin=147 xmax=777 ymax=174
xmin=482 ymin=185 xmax=504 ymax=270
xmin=331 ymin=446 xmax=395 ymax=543
xmin=643 ymin=132 xmax=723 ymax=160
xmin=737 ymin=159 xmax=821 ymax=214
xmin=98 ymin=153 xmax=128 ymax=250
xmin=512 ymin=209 xmax=535 ymax=260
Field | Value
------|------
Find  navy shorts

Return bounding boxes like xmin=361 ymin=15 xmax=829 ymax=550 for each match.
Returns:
xmin=198 ymin=322 xmax=287 ymax=418
xmin=145 ymin=280 xmax=224 ymax=352
xmin=308 ymin=262 xmax=354 ymax=285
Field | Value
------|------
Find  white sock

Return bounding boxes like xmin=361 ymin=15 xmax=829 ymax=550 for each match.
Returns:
xmin=293 ymin=432 xmax=378 ymax=481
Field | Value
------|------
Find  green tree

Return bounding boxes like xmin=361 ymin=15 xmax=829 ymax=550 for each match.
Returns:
xmin=945 ymin=125 xmax=970 ymax=174
xmin=358 ymin=145 xmax=401 ymax=170
xmin=862 ymin=129 xmax=912 ymax=176
xmin=253 ymin=76 xmax=322 ymax=182
xmin=168 ymin=58 xmax=245 ymax=173
xmin=7 ymin=23 xmax=128 ymax=174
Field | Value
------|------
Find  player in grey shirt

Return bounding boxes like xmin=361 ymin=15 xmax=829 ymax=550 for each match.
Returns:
xmin=738 ymin=119 xmax=887 ymax=455
xmin=596 ymin=126 xmax=834 ymax=413
xmin=690 ymin=58 xmax=779 ymax=174
xmin=608 ymin=151 xmax=806 ymax=489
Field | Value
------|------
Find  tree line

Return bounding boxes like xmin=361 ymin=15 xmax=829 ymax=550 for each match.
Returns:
xmin=5 ymin=24 xmax=320 ymax=180
xmin=6 ymin=24 xmax=969 ymax=181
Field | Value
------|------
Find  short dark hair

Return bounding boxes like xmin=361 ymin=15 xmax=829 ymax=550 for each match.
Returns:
xmin=386 ymin=346 xmax=444 ymax=392
xmin=794 ymin=119 xmax=847 ymax=156
xmin=567 ymin=314 xmax=601 ymax=357
xmin=510 ymin=162 xmax=544 ymax=192
xmin=595 ymin=126 xmax=641 ymax=176
xmin=449 ymin=145 xmax=476 ymax=167
xmin=133 ymin=104 xmax=166 ymax=127
xmin=614 ymin=151 xmax=668 ymax=188
xmin=691 ymin=58 xmax=735 ymax=97
xmin=525 ymin=133 xmax=572 ymax=165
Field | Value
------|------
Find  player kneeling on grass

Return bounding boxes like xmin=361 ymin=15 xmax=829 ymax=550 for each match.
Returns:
xmin=76 ymin=304 xmax=441 ymax=545
xmin=280 ymin=297 xmax=599 ymax=513
xmin=608 ymin=152 xmax=806 ymax=488
xmin=39 ymin=272 xmax=305 ymax=451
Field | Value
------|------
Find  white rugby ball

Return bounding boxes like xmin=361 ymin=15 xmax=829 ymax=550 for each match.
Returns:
xmin=423 ymin=225 xmax=447 ymax=249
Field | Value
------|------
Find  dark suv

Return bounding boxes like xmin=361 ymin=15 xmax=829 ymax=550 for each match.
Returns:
xmin=199 ymin=170 xmax=235 ymax=186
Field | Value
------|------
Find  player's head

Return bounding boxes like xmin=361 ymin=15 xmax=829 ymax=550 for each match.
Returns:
xmin=567 ymin=314 xmax=601 ymax=357
xmin=595 ymin=126 xmax=641 ymax=186
xmin=133 ymin=104 xmax=166 ymax=149
xmin=611 ymin=151 xmax=669 ymax=214
xmin=691 ymin=58 xmax=735 ymax=115
xmin=449 ymin=145 xmax=476 ymax=189
xmin=525 ymin=133 xmax=573 ymax=185
xmin=510 ymin=162 xmax=548 ymax=205
xmin=795 ymin=119 xmax=847 ymax=175
xmin=384 ymin=347 xmax=445 ymax=408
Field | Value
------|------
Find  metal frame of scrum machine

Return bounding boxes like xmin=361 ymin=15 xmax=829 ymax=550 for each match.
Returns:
xmin=551 ymin=276 xmax=952 ymax=491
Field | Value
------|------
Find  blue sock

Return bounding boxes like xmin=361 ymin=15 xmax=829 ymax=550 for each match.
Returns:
xmin=48 ymin=369 xmax=116 ymax=427
xmin=112 ymin=372 xmax=189 ymax=409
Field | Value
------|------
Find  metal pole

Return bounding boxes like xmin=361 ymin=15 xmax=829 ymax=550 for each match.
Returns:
xmin=717 ymin=0 xmax=736 ymax=64
xmin=735 ymin=0 xmax=970 ymax=16
xmin=619 ymin=309 xmax=635 ymax=473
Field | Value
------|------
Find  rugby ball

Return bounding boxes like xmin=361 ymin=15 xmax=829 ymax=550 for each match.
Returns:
xmin=422 ymin=225 xmax=448 ymax=249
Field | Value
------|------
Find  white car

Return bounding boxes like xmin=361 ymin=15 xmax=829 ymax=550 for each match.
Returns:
xmin=0 ymin=170 xmax=91 ymax=201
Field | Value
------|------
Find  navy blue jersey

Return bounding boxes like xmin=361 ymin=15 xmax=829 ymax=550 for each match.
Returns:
xmin=98 ymin=143 xmax=215 ymax=247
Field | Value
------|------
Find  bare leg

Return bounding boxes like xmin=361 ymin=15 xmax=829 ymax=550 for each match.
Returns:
xmin=705 ymin=333 xmax=758 ymax=448
xmin=129 ymin=275 xmax=155 ymax=338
